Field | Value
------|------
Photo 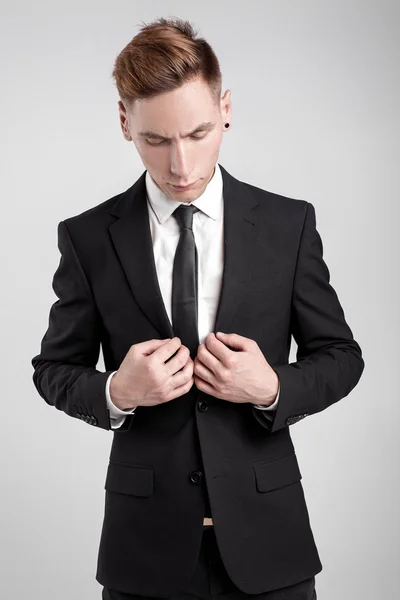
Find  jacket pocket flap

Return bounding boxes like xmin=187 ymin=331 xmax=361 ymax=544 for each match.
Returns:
xmin=105 ymin=462 xmax=154 ymax=497
xmin=253 ymin=452 xmax=302 ymax=493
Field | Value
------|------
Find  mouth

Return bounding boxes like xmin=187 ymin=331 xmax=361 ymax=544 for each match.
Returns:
xmin=170 ymin=180 xmax=198 ymax=191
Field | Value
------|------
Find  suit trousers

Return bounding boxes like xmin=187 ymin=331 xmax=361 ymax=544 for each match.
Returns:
xmin=101 ymin=526 xmax=317 ymax=600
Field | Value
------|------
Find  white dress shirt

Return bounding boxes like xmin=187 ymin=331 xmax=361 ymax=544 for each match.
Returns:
xmin=106 ymin=163 xmax=280 ymax=428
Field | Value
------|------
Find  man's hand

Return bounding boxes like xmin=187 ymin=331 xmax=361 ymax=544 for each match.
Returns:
xmin=193 ymin=332 xmax=279 ymax=406
xmin=109 ymin=337 xmax=194 ymax=410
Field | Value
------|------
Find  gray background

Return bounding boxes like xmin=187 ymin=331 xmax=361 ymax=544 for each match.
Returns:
xmin=1 ymin=1 xmax=399 ymax=598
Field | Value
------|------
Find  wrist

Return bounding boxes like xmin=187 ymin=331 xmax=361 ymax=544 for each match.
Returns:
xmin=109 ymin=373 xmax=134 ymax=411
xmin=256 ymin=371 xmax=280 ymax=406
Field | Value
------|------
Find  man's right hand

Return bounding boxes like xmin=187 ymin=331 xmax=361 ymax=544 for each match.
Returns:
xmin=109 ymin=337 xmax=194 ymax=410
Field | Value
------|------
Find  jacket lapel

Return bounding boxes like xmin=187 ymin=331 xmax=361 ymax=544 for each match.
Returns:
xmin=108 ymin=163 xmax=269 ymax=340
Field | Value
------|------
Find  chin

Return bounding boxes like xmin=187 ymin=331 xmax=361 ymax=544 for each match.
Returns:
xmin=168 ymin=185 xmax=205 ymax=202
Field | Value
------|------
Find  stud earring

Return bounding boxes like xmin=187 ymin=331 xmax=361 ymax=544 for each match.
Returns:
xmin=224 ymin=123 xmax=230 ymax=128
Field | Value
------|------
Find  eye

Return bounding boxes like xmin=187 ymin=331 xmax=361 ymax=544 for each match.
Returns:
xmin=146 ymin=139 xmax=166 ymax=146
xmin=145 ymin=133 xmax=208 ymax=146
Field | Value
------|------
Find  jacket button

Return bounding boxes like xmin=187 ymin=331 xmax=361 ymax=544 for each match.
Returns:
xmin=197 ymin=400 xmax=208 ymax=412
xmin=190 ymin=471 xmax=203 ymax=484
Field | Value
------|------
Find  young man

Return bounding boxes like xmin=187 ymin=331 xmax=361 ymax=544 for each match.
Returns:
xmin=31 ymin=16 xmax=364 ymax=600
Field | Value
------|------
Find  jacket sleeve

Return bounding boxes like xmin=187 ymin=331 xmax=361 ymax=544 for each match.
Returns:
xmin=252 ymin=201 xmax=365 ymax=433
xmin=31 ymin=220 xmax=134 ymax=432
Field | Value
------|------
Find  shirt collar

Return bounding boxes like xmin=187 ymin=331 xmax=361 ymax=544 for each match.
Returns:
xmin=145 ymin=163 xmax=223 ymax=224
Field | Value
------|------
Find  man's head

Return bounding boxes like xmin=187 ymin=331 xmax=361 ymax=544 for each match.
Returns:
xmin=111 ymin=17 xmax=232 ymax=203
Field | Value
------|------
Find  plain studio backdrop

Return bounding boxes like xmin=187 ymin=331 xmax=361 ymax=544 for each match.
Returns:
xmin=1 ymin=1 xmax=398 ymax=599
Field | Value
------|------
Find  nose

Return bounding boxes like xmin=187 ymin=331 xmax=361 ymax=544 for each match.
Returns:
xmin=169 ymin=141 xmax=191 ymax=182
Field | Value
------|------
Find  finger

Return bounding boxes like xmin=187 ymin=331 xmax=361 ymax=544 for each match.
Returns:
xmin=196 ymin=342 xmax=220 ymax=375
xmin=164 ymin=345 xmax=191 ymax=376
xmin=140 ymin=338 xmax=173 ymax=356
xmin=194 ymin=374 xmax=218 ymax=397
xmin=171 ymin=357 xmax=193 ymax=387
xmin=194 ymin=358 xmax=215 ymax=385
xmin=215 ymin=332 xmax=249 ymax=351
xmin=204 ymin=333 xmax=235 ymax=366
xmin=153 ymin=337 xmax=182 ymax=362
xmin=168 ymin=377 xmax=194 ymax=400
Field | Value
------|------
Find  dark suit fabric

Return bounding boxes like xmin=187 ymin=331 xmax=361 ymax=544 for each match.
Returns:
xmin=102 ymin=526 xmax=317 ymax=599
xmin=31 ymin=164 xmax=364 ymax=596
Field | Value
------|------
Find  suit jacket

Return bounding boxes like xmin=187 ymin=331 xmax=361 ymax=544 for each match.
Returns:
xmin=31 ymin=163 xmax=365 ymax=596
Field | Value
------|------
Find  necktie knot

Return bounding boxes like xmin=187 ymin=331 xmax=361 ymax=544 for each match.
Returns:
xmin=172 ymin=204 xmax=200 ymax=231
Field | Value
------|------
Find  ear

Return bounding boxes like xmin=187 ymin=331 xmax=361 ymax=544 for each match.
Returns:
xmin=220 ymin=90 xmax=232 ymax=126
xmin=118 ymin=101 xmax=132 ymax=141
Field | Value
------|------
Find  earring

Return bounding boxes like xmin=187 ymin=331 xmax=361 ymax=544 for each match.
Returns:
xmin=225 ymin=122 xmax=230 ymax=128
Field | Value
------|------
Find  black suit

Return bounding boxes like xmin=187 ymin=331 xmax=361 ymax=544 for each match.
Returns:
xmin=31 ymin=164 xmax=364 ymax=596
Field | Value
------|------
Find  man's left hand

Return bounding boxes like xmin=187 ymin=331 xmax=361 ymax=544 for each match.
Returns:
xmin=193 ymin=332 xmax=279 ymax=406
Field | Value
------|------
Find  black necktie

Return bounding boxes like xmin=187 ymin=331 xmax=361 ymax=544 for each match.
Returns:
xmin=171 ymin=204 xmax=200 ymax=361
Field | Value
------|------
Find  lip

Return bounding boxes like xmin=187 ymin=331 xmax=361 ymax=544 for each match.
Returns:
xmin=171 ymin=180 xmax=197 ymax=191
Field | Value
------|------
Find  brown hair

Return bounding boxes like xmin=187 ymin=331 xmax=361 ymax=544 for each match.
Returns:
xmin=111 ymin=17 xmax=222 ymax=111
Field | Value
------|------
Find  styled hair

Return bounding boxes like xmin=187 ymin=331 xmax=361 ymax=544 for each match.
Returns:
xmin=111 ymin=16 xmax=222 ymax=111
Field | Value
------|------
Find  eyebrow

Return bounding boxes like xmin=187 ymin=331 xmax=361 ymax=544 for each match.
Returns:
xmin=138 ymin=121 xmax=215 ymax=140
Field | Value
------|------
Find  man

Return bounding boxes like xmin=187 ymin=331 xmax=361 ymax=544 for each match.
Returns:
xmin=31 ymin=16 xmax=365 ymax=600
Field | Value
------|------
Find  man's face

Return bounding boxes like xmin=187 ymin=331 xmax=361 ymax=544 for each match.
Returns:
xmin=118 ymin=76 xmax=232 ymax=203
